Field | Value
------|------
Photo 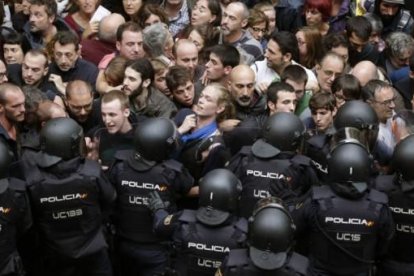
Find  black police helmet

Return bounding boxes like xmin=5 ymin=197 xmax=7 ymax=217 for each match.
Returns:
xmin=248 ymin=197 xmax=296 ymax=270
xmin=252 ymin=112 xmax=305 ymax=158
xmin=197 ymin=169 xmax=242 ymax=226
xmin=134 ymin=118 xmax=178 ymax=162
xmin=334 ymin=100 xmax=379 ymax=130
xmin=392 ymin=134 xmax=414 ymax=182
xmin=40 ymin=117 xmax=84 ymax=161
xmin=327 ymin=142 xmax=371 ymax=191
xmin=0 ymin=140 xmax=12 ymax=178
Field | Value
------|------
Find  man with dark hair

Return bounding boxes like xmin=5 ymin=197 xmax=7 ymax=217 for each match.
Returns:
xmin=3 ymin=32 xmax=26 ymax=65
xmin=122 ymin=58 xmax=177 ymax=119
xmin=48 ymin=31 xmax=99 ymax=95
xmin=394 ymin=54 xmax=414 ymax=109
xmin=322 ymin=33 xmax=350 ymax=64
xmin=267 ymin=82 xmax=297 ymax=115
xmin=345 ymin=16 xmax=380 ymax=66
xmin=365 ymin=0 xmax=414 ymax=37
xmin=220 ymin=2 xmax=263 ymax=64
xmin=308 ymin=92 xmax=337 ymax=135
xmin=165 ymin=65 xmax=196 ymax=109
xmin=22 ymin=0 xmax=71 ymax=50
xmin=96 ymin=22 xmax=145 ymax=94
xmin=252 ymin=31 xmax=317 ymax=93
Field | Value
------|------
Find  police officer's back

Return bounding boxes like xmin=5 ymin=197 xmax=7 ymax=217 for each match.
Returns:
xmin=217 ymin=197 xmax=308 ymax=276
xmin=109 ymin=118 xmax=194 ymax=276
xmin=294 ymin=142 xmax=394 ymax=276
xmin=375 ymin=134 xmax=414 ymax=275
xmin=149 ymin=169 xmax=247 ymax=276
xmin=23 ymin=118 xmax=116 ymax=276
xmin=0 ymin=141 xmax=32 ymax=276
xmin=228 ymin=112 xmax=318 ymax=218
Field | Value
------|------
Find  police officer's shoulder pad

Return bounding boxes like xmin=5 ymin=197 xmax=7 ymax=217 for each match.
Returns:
xmin=163 ymin=159 xmax=183 ymax=172
xmin=368 ymin=189 xmax=388 ymax=204
xmin=306 ymin=134 xmax=328 ymax=148
xmin=251 ymin=139 xmax=280 ymax=159
xmin=291 ymin=155 xmax=311 ymax=166
xmin=226 ymin=248 xmax=249 ymax=267
xmin=114 ymin=149 xmax=133 ymax=161
xmin=178 ymin=209 xmax=198 ymax=223
xmin=312 ymin=185 xmax=334 ymax=200
xmin=249 ymin=245 xmax=287 ymax=270
xmin=36 ymin=152 xmax=62 ymax=168
xmin=239 ymin=146 xmax=252 ymax=156
xmin=127 ymin=153 xmax=157 ymax=171
xmin=286 ymin=252 xmax=309 ymax=276
xmin=8 ymin=178 xmax=26 ymax=192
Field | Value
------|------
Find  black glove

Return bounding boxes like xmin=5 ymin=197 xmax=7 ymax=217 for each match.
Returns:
xmin=148 ymin=191 xmax=170 ymax=214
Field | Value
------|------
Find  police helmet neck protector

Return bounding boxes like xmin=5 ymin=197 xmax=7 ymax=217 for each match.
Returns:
xmin=40 ymin=117 xmax=84 ymax=160
xmin=0 ymin=141 xmax=12 ymax=178
xmin=134 ymin=118 xmax=178 ymax=162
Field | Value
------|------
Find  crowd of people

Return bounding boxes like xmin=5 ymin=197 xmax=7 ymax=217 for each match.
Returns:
xmin=0 ymin=0 xmax=414 ymax=275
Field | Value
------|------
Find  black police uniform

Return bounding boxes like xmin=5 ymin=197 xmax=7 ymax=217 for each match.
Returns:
xmin=0 ymin=178 xmax=32 ymax=276
xmin=152 ymin=209 xmax=247 ymax=276
xmin=109 ymin=150 xmax=194 ymax=276
xmin=304 ymin=133 xmax=331 ymax=182
xmin=217 ymin=248 xmax=308 ymax=276
xmin=375 ymin=174 xmax=414 ymax=275
xmin=25 ymin=155 xmax=116 ymax=276
xmin=293 ymin=184 xmax=394 ymax=276
xmin=228 ymin=147 xmax=317 ymax=218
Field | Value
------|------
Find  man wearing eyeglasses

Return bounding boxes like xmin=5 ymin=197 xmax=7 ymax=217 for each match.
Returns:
xmin=363 ymin=80 xmax=397 ymax=173
xmin=315 ymin=52 xmax=345 ymax=93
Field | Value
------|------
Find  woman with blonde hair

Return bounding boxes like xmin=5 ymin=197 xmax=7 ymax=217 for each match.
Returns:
xmin=296 ymin=26 xmax=324 ymax=69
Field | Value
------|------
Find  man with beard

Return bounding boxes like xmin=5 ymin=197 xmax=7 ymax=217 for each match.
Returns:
xmin=65 ymin=80 xmax=103 ymax=134
xmin=223 ymin=65 xmax=268 ymax=155
xmin=0 ymin=83 xmax=25 ymax=160
xmin=365 ymin=0 xmax=414 ymax=37
xmin=48 ymin=31 xmax=99 ymax=95
xmin=345 ymin=16 xmax=380 ymax=67
xmin=7 ymin=49 xmax=65 ymax=108
xmin=122 ymin=58 xmax=177 ymax=119
xmin=165 ymin=65 xmax=196 ymax=110
xmin=220 ymin=2 xmax=263 ymax=65
xmin=22 ymin=0 xmax=71 ymax=50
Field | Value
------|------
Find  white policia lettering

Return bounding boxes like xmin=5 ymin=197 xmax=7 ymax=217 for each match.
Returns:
xmin=121 ymin=180 xmax=166 ymax=191
xmin=390 ymin=206 xmax=414 ymax=215
xmin=246 ymin=170 xmax=285 ymax=179
xmin=188 ymin=242 xmax=230 ymax=253
xmin=40 ymin=193 xmax=87 ymax=203
xmin=325 ymin=217 xmax=374 ymax=226
xmin=311 ymin=160 xmax=328 ymax=174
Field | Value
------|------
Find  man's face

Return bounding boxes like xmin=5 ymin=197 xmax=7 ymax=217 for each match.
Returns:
xmin=66 ymin=90 xmax=93 ymax=123
xmin=389 ymin=48 xmax=413 ymax=69
xmin=54 ymin=42 xmax=79 ymax=72
xmin=3 ymin=44 xmax=24 ymax=65
xmin=205 ymin=53 xmax=226 ymax=81
xmin=175 ymin=43 xmax=198 ymax=77
xmin=285 ymin=79 xmax=305 ymax=101
xmin=311 ymin=108 xmax=334 ymax=132
xmin=116 ymin=30 xmax=145 ymax=60
xmin=193 ymin=85 xmax=223 ymax=118
xmin=101 ymin=99 xmax=130 ymax=134
xmin=349 ymin=32 xmax=368 ymax=53
xmin=154 ymin=69 xmax=170 ymax=97
xmin=264 ymin=39 xmax=287 ymax=72
xmin=122 ymin=67 xmax=144 ymax=96
xmin=316 ymin=57 xmax=344 ymax=93
xmin=0 ymin=61 xmax=8 ymax=84
xmin=29 ymin=4 xmax=54 ymax=33
xmin=331 ymin=45 xmax=349 ymax=63
xmin=1 ymin=89 xmax=25 ymax=123
xmin=22 ymin=54 xmax=48 ymax=86
xmin=268 ymin=91 xmax=297 ymax=114
xmin=221 ymin=4 xmax=245 ymax=36
xmin=370 ymin=87 xmax=396 ymax=123
xmin=173 ymin=80 xmax=195 ymax=107
xmin=229 ymin=71 xmax=255 ymax=107
xmin=379 ymin=1 xmax=400 ymax=20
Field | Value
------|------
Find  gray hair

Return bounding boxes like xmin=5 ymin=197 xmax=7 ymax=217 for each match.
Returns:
xmin=364 ymin=13 xmax=383 ymax=33
xmin=385 ymin=31 xmax=414 ymax=58
xmin=143 ymin=23 xmax=170 ymax=58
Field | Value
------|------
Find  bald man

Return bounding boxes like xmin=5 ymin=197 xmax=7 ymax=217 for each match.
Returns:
xmin=173 ymin=39 xmax=204 ymax=82
xmin=81 ymin=13 xmax=126 ymax=66
xmin=223 ymin=65 xmax=268 ymax=155
xmin=351 ymin=61 xmax=380 ymax=87
xmin=36 ymin=101 xmax=67 ymax=126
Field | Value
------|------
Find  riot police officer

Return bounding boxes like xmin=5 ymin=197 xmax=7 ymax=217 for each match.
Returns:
xmin=228 ymin=112 xmax=318 ymax=218
xmin=375 ymin=134 xmax=414 ymax=275
xmin=109 ymin=117 xmax=194 ymax=276
xmin=0 ymin=140 xmax=32 ymax=276
xmin=148 ymin=169 xmax=247 ymax=276
xmin=304 ymin=100 xmax=379 ymax=181
xmin=23 ymin=117 xmax=116 ymax=276
xmin=217 ymin=197 xmax=308 ymax=276
xmin=294 ymin=142 xmax=394 ymax=275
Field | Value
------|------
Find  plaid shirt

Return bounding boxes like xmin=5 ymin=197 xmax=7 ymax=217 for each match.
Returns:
xmin=164 ymin=0 xmax=190 ymax=38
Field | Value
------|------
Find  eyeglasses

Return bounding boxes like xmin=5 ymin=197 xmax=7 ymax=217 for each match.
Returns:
xmin=251 ymin=27 xmax=267 ymax=33
xmin=0 ymin=71 xmax=7 ymax=79
xmin=373 ymin=96 xmax=396 ymax=106
xmin=68 ymin=101 xmax=93 ymax=112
